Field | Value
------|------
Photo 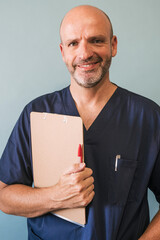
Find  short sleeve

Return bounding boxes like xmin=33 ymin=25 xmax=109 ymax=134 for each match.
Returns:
xmin=149 ymin=149 xmax=160 ymax=203
xmin=0 ymin=106 xmax=33 ymax=186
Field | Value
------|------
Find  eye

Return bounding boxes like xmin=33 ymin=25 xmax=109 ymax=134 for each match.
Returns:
xmin=68 ymin=41 xmax=78 ymax=47
xmin=92 ymin=39 xmax=103 ymax=44
xmin=90 ymin=37 xmax=105 ymax=44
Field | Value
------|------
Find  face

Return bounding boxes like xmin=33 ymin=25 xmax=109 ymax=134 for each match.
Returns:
xmin=60 ymin=7 xmax=117 ymax=88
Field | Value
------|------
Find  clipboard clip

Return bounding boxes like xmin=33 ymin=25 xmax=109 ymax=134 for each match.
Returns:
xmin=43 ymin=113 xmax=47 ymax=120
xmin=63 ymin=116 xmax=68 ymax=124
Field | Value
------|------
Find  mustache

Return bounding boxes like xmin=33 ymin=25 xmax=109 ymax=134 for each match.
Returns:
xmin=73 ymin=55 xmax=103 ymax=67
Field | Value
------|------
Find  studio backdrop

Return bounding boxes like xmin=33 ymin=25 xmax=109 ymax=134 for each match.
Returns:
xmin=0 ymin=0 xmax=160 ymax=239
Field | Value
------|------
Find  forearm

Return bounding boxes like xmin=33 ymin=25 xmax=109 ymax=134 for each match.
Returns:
xmin=0 ymin=184 xmax=57 ymax=218
xmin=0 ymin=164 xmax=94 ymax=218
xmin=139 ymin=210 xmax=160 ymax=240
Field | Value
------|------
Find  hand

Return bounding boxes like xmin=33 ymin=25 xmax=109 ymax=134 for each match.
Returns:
xmin=51 ymin=163 xmax=95 ymax=209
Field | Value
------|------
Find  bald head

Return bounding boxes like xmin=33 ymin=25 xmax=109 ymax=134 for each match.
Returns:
xmin=60 ymin=5 xmax=113 ymax=43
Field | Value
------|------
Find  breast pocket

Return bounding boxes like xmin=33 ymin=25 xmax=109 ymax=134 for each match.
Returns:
xmin=108 ymin=157 xmax=138 ymax=205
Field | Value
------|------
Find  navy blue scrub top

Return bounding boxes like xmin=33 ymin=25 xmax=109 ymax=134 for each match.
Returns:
xmin=0 ymin=86 xmax=160 ymax=240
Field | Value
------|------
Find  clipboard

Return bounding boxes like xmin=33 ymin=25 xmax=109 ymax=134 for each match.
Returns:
xmin=30 ymin=112 xmax=86 ymax=226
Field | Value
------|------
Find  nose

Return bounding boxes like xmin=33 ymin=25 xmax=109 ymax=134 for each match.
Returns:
xmin=77 ymin=40 xmax=93 ymax=61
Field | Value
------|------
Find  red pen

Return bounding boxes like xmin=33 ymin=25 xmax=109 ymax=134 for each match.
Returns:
xmin=78 ymin=144 xmax=83 ymax=163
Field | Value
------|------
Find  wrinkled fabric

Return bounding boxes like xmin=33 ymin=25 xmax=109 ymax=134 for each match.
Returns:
xmin=0 ymin=86 xmax=160 ymax=240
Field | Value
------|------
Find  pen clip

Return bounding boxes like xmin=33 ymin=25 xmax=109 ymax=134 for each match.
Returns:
xmin=115 ymin=155 xmax=121 ymax=171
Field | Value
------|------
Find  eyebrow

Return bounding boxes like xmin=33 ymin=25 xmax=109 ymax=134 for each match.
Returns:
xmin=88 ymin=35 xmax=107 ymax=41
xmin=64 ymin=38 xmax=79 ymax=46
xmin=63 ymin=34 xmax=108 ymax=45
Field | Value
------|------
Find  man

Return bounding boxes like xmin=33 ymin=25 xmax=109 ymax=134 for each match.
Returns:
xmin=0 ymin=4 xmax=160 ymax=240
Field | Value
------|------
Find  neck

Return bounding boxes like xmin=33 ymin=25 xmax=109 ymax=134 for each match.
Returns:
xmin=69 ymin=75 xmax=117 ymax=130
xmin=70 ymin=75 xmax=117 ymax=106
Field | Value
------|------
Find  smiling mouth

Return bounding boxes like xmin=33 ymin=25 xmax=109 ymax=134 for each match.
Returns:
xmin=77 ymin=62 xmax=100 ymax=71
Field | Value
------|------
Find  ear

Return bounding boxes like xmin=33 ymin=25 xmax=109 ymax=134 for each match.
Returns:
xmin=59 ymin=43 xmax=65 ymax=62
xmin=111 ymin=35 xmax=118 ymax=57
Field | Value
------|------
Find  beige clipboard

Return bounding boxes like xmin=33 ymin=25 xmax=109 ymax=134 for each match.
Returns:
xmin=30 ymin=112 xmax=85 ymax=226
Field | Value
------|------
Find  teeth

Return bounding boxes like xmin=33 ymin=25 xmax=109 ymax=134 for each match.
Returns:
xmin=79 ymin=63 xmax=95 ymax=67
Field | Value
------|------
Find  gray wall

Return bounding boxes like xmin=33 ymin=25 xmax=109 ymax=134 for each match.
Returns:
xmin=0 ymin=0 xmax=160 ymax=239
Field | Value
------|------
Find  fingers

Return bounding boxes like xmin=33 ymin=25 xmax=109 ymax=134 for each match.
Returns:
xmin=63 ymin=163 xmax=86 ymax=175
xmin=78 ymin=168 xmax=93 ymax=181
xmin=53 ymin=164 xmax=95 ymax=209
xmin=82 ymin=176 xmax=94 ymax=190
xmin=65 ymin=176 xmax=95 ymax=208
xmin=74 ymin=176 xmax=94 ymax=193
xmin=62 ymin=168 xmax=93 ymax=190
xmin=71 ymin=184 xmax=95 ymax=208
xmin=81 ymin=184 xmax=95 ymax=206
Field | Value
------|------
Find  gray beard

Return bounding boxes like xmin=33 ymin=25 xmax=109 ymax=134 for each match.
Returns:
xmin=72 ymin=56 xmax=112 ymax=88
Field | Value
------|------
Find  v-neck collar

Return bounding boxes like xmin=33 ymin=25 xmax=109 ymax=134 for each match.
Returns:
xmin=63 ymin=85 xmax=122 ymax=143
xmin=83 ymin=87 xmax=121 ymax=143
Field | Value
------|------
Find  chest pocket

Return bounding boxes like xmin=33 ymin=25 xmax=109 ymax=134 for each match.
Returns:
xmin=108 ymin=157 xmax=138 ymax=205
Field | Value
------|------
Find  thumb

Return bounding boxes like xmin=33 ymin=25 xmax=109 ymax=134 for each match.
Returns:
xmin=63 ymin=163 xmax=86 ymax=175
